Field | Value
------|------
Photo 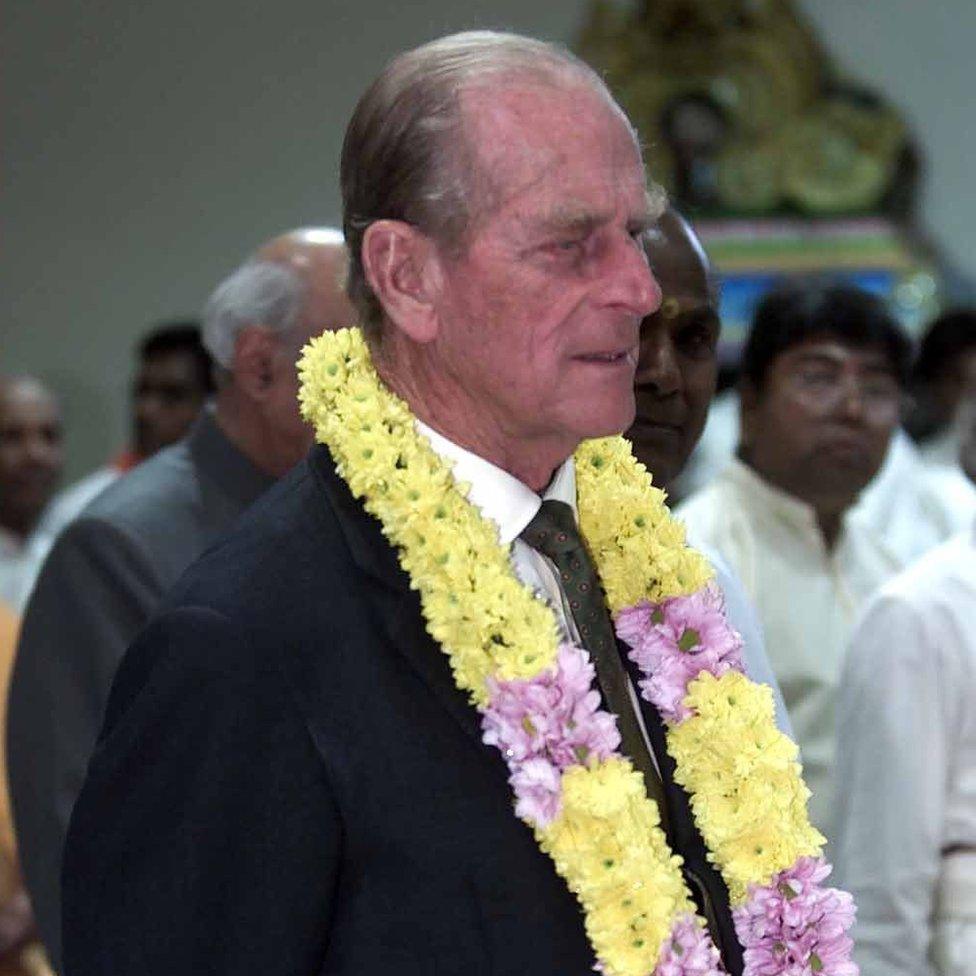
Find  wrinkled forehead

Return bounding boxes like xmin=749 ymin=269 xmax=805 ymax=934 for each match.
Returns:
xmin=458 ymin=79 xmax=645 ymax=200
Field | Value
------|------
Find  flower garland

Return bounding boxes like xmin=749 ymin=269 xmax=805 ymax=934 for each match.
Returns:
xmin=299 ymin=328 xmax=858 ymax=976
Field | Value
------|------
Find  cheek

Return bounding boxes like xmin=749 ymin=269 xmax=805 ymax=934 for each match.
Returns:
xmin=683 ymin=364 xmax=717 ymax=414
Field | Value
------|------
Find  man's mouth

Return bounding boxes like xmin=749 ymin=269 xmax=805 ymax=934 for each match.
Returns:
xmin=628 ymin=418 xmax=684 ymax=438
xmin=573 ymin=349 xmax=636 ymax=366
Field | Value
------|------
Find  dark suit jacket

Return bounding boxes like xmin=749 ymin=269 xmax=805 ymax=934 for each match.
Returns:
xmin=62 ymin=444 xmax=742 ymax=975
xmin=61 ymin=443 xmax=599 ymax=975
xmin=7 ymin=411 xmax=274 ymax=970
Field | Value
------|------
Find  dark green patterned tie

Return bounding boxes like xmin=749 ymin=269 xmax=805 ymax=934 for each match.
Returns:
xmin=521 ymin=499 xmax=668 ymax=824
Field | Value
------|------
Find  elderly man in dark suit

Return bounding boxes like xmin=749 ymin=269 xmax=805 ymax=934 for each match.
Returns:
xmin=60 ymin=32 xmax=850 ymax=976
xmin=7 ymin=228 xmax=355 ymax=971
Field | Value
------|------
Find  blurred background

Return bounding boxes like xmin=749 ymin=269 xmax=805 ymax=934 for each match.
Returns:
xmin=5 ymin=0 xmax=976 ymax=479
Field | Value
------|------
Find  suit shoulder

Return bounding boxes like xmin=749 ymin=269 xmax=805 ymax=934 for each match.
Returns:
xmin=161 ymin=457 xmax=353 ymax=620
xmin=82 ymin=443 xmax=198 ymax=535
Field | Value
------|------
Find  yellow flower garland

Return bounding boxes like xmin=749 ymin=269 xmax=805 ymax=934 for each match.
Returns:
xmin=299 ymin=328 xmax=825 ymax=975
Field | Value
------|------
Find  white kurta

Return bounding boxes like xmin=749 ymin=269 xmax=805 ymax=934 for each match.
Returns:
xmin=676 ymin=459 xmax=901 ymax=837
xmin=832 ymin=527 xmax=976 ymax=976
xmin=0 ymin=516 xmax=59 ymax=612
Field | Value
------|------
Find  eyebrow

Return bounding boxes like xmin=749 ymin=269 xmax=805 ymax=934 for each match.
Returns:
xmin=790 ymin=349 xmax=896 ymax=373
xmin=534 ymin=200 xmax=661 ymax=240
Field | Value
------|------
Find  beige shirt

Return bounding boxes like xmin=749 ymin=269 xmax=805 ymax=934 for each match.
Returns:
xmin=676 ymin=459 xmax=901 ymax=837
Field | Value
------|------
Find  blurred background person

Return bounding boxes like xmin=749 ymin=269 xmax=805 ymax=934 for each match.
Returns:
xmin=46 ymin=322 xmax=213 ymax=529
xmin=0 ymin=600 xmax=52 ymax=976
xmin=833 ymin=395 xmax=976 ymax=976
xmin=906 ymin=308 xmax=976 ymax=466
xmin=677 ymin=282 xmax=911 ymax=837
xmin=625 ymin=208 xmax=791 ymax=735
xmin=0 ymin=379 xmax=63 ymax=612
xmin=7 ymin=227 xmax=355 ymax=971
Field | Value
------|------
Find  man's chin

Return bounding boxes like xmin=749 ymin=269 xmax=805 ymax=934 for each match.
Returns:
xmin=573 ymin=393 xmax=636 ymax=441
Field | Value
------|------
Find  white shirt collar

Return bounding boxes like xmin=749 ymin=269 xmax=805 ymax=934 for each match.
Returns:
xmin=415 ymin=420 xmax=577 ymax=545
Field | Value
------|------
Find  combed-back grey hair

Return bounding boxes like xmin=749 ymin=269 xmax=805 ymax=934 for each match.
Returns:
xmin=202 ymin=261 xmax=304 ymax=369
xmin=340 ymin=30 xmax=627 ymax=341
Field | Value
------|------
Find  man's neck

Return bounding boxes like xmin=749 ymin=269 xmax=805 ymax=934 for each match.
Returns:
xmin=739 ymin=456 xmax=852 ymax=551
xmin=0 ymin=509 xmax=38 ymax=544
xmin=212 ymin=388 xmax=290 ymax=478
xmin=373 ymin=343 xmax=572 ymax=493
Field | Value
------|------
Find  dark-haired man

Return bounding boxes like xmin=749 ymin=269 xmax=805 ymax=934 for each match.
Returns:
xmin=908 ymin=308 xmax=976 ymax=463
xmin=678 ymin=282 xmax=910 ymax=836
xmin=46 ymin=322 xmax=214 ymax=528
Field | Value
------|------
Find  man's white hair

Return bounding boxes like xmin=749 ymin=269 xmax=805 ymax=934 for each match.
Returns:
xmin=202 ymin=261 xmax=304 ymax=369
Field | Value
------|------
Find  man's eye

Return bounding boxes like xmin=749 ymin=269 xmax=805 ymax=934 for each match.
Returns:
xmin=552 ymin=239 xmax=583 ymax=254
xmin=797 ymin=369 xmax=836 ymax=389
xmin=676 ymin=318 xmax=719 ymax=356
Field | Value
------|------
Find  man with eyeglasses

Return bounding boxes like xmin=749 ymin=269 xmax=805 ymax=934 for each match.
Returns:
xmin=677 ymin=281 xmax=911 ymax=840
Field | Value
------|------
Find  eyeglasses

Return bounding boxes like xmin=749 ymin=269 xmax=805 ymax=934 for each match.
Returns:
xmin=784 ymin=363 xmax=903 ymax=421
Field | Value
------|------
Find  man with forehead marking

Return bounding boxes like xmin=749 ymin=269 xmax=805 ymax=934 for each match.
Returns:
xmin=626 ymin=209 xmax=791 ymax=738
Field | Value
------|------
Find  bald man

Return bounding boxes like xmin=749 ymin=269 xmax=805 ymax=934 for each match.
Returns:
xmin=7 ymin=230 xmax=355 ymax=969
xmin=0 ymin=378 xmax=63 ymax=611
xmin=625 ymin=211 xmax=791 ymax=735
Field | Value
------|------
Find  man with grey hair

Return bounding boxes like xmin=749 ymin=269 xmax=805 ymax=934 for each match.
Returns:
xmin=58 ymin=31 xmax=805 ymax=976
xmin=7 ymin=228 xmax=354 ymax=970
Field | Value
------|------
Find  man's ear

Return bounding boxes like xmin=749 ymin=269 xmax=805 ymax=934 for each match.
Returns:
xmin=361 ymin=220 xmax=442 ymax=343
xmin=232 ymin=325 xmax=277 ymax=400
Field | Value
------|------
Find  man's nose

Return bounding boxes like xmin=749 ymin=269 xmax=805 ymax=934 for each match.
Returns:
xmin=606 ymin=237 xmax=662 ymax=318
xmin=635 ymin=329 xmax=680 ymax=397
xmin=25 ymin=435 xmax=57 ymax=466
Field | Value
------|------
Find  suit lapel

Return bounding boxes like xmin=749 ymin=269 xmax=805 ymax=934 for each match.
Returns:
xmin=309 ymin=446 xmax=483 ymax=745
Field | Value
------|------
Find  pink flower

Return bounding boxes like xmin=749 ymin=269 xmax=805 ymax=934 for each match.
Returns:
xmin=733 ymin=857 xmax=858 ymax=976
xmin=509 ymin=757 xmax=563 ymax=824
xmin=616 ymin=585 xmax=744 ymax=724
xmin=482 ymin=644 xmax=621 ymax=826
xmin=654 ymin=914 xmax=726 ymax=975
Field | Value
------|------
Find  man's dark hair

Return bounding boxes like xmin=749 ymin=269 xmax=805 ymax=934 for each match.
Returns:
xmin=913 ymin=308 xmax=976 ymax=383
xmin=740 ymin=281 xmax=912 ymax=390
xmin=138 ymin=320 xmax=214 ymax=393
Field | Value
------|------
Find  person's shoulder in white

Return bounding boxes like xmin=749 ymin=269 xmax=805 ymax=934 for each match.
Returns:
xmin=851 ymin=427 xmax=976 ymax=566
xmin=674 ymin=462 xmax=742 ymax=542
xmin=833 ymin=525 xmax=976 ymax=976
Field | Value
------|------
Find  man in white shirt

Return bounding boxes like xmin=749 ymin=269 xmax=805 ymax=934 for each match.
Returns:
xmin=0 ymin=377 xmax=63 ymax=610
xmin=833 ymin=521 xmax=976 ymax=976
xmin=625 ymin=208 xmax=791 ymax=734
xmin=677 ymin=282 xmax=911 ymax=836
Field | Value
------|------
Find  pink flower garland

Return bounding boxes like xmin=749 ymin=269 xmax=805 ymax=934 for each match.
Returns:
xmin=479 ymin=583 xmax=858 ymax=975
xmin=481 ymin=644 xmax=725 ymax=974
xmin=654 ymin=914 xmax=726 ymax=976
xmin=482 ymin=644 xmax=621 ymax=825
xmin=615 ymin=585 xmax=745 ymax=723
xmin=615 ymin=588 xmax=859 ymax=976
xmin=733 ymin=858 xmax=857 ymax=976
